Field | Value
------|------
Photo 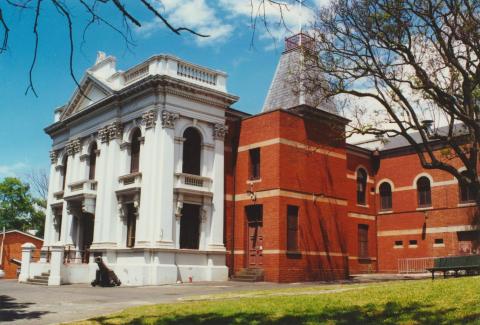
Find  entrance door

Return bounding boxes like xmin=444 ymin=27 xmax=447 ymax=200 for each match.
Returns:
xmin=81 ymin=213 xmax=94 ymax=263
xmin=246 ymin=205 xmax=263 ymax=267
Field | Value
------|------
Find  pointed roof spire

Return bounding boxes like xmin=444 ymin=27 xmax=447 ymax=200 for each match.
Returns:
xmin=261 ymin=31 xmax=337 ymax=114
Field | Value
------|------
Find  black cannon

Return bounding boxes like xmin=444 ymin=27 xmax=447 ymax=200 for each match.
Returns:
xmin=91 ymin=256 xmax=121 ymax=287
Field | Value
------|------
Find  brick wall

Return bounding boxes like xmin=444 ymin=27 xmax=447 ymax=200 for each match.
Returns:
xmin=0 ymin=231 xmax=43 ymax=279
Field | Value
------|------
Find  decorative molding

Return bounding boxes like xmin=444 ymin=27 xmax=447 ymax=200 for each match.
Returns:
xmin=98 ymin=127 xmax=109 ymax=143
xmin=142 ymin=109 xmax=158 ymax=129
xmin=174 ymin=136 xmax=186 ymax=144
xmin=213 ymin=123 xmax=228 ymax=140
xmin=66 ymin=139 xmax=81 ymax=156
xmin=175 ymin=200 xmax=183 ymax=220
xmin=120 ymin=142 xmax=131 ymax=151
xmin=50 ymin=150 xmax=58 ymax=164
xmin=79 ymin=153 xmax=90 ymax=162
xmin=108 ymin=121 xmax=123 ymax=140
xmin=161 ymin=110 xmax=179 ymax=129
xmin=200 ymin=208 xmax=207 ymax=223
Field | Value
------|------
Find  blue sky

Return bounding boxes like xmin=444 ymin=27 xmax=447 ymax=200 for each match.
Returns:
xmin=0 ymin=1 xmax=324 ymax=179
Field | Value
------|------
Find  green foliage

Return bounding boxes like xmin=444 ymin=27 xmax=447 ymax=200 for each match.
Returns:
xmin=75 ymin=277 xmax=480 ymax=324
xmin=0 ymin=177 xmax=44 ymax=237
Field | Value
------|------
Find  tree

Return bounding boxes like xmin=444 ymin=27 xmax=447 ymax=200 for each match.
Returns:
xmin=0 ymin=0 xmax=298 ymax=96
xmin=24 ymin=168 xmax=49 ymax=201
xmin=0 ymin=177 xmax=44 ymax=236
xmin=306 ymin=0 xmax=480 ymax=201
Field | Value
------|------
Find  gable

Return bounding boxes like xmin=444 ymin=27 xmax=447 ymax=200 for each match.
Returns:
xmin=60 ymin=75 xmax=112 ymax=121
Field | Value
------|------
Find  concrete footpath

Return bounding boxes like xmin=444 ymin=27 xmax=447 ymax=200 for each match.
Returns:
xmin=0 ymin=273 xmax=429 ymax=325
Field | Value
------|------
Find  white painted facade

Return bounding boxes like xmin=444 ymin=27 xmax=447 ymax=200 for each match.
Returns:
xmin=29 ymin=52 xmax=237 ymax=285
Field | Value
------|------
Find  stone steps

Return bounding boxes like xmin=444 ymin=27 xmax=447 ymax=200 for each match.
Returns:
xmin=26 ymin=271 xmax=50 ymax=285
xmin=231 ymin=268 xmax=264 ymax=282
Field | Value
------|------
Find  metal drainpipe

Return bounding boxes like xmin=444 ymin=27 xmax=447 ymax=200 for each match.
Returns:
xmin=230 ymin=119 xmax=240 ymax=277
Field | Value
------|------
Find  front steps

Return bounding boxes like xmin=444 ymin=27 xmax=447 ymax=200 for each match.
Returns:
xmin=25 ymin=271 xmax=50 ymax=285
xmin=231 ymin=268 xmax=264 ymax=282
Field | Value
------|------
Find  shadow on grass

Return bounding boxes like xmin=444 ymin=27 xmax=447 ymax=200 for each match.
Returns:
xmin=90 ymin=301 xmax=480 ymax=325
xmin=0 ymin=294 xmax=51 ymax=322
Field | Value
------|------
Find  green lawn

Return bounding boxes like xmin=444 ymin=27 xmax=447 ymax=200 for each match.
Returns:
xmin=73 ymin=277 xmax=480 ymax=325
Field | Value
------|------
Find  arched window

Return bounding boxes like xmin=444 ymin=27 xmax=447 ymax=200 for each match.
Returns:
xmin=460 ymin=171 xmax=476 ymax=203
xmin=356 ymin=168 xmax=367 ymax=205
xmin=61 ymin=155 xmax=68 ymax=190
xmin=379 ymin=182 xmax=392 ymax=211
xmin=130 ymin=128 xmax=141 ymax=173
xmin=88 ymin=142 xmax=97 ymax=180
xmin=182 ymin=127 xmax=202 ymax=175
xmin=417 ymin=176 xmax=432 ymax=207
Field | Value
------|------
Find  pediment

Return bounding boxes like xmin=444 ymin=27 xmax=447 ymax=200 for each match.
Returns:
xmin=60 ymin=75 xmax=113 ymax=121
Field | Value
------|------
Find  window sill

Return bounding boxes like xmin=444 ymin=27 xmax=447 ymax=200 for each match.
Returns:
xmin=393 ymin=246 xmax=404 ymax=249
xmin=457 ymin=202 xmax=477 ymax=207
xmin=408 ymin=245 xmax=418 ymax=248
xmin=378 ymin=210 xmax=393 ymax=215
xmin=356 ymin=204 xmax=370 ymax=208
xmin=247 ymin=178 xmax=262 ymax=184
xmin=433 ymin=244 xmax=445 ymax=248
xmin=416 ymin=206 xmax=433 ymax=211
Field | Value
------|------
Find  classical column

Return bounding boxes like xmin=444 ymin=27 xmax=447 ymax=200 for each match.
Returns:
xmin=91 ymin=127 xmax=109 ymax=246
xmin=101 ymin=121 xmax=122 ymax=245
xmin=155 ymin=110 xmax=179 ymax=247
xmin=43 ymin=151 xmax=59 ymax=247
xmin=136 ymin=109 xmax=158 ymax=246
xmin=208 ymin=123 xmax=227 ymax=251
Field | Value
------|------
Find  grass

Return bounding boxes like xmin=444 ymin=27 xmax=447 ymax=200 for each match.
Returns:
xmin=72 ymin=276 xmax=480 ymax=325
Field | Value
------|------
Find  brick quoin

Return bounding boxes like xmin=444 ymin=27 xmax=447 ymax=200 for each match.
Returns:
xmin=224 ymin=107 xmax=479 ymax=282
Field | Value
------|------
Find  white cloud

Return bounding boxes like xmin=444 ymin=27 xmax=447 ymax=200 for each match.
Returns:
xmin=136 ymin=0 xmax=233 ymax=46
xmin=0 ymin=162 xmax=28 ymax=178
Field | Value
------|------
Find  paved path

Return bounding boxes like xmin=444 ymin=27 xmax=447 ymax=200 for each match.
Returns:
xmin=0 ymin=273 xmax=429 ymax=325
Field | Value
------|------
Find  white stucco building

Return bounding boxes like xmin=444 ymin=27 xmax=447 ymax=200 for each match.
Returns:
xmin=24 ymin=52 xmax=237 ymax=285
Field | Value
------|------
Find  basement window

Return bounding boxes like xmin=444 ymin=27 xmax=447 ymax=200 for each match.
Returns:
xmin=434 ymin=238 xmax=444 ymax=247
xmin=409 ymin=239 xmax=418 ymax=247
xmin=394 ymin=240 xmax=403 ymax=248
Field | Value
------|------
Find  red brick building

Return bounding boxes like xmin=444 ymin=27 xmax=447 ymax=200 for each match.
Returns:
xmin=223 ymin=33 xmax=479 ymax=282
xmin=0 ymin=230 xmax=43 ymax=279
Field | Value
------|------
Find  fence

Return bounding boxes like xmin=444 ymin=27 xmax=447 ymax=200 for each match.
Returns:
xmin=398 ymin=257 xmax=437 ymax=273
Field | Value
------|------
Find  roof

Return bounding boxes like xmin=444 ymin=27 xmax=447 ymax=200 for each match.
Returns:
xmin=262 ymin=33 xmax=337 ymax=115
xmin=0 ymin=229 xmax=44 ymax=242
xmin=350 ymin=124 xmax=469 ymax=152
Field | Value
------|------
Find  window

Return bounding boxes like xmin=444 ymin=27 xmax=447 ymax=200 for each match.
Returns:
xmin=182 ymin=127 xmax=202 ymax=175
xmin=409 ymin=239 xmax=418 ymax=246
xmin=61 ymin=156 xmax=68 ymax=190
xmin=394 ymin=240 xmax=403 ymax=248
xmin=249 ymin=148 xmax=261 ymax=180
xmin=417 ymin=176 xmax=432 ymax=207
xmin=287 ymin=206 xmax=299 ymax=251
xmin=459 ymin=171 xmax=476 ymax=203
xmin=88 ymin=142 xmax=97 ymax=180
xmin=180 ymin=204 xmax=201 ymax=249
xmin=130 ymin=128 xmax=142 ymax=173
xmin=126 ymin=204 xmax=136 ymax=248
xmin=434 ymin=238 xmax=444 ymax=245
xmin=379 ymin=182 xmax=392 ymax=210
xmin=358 ymin=224 xmax=369 ymax=258
xmin=356 ymin=168 xmax=367 ymax=205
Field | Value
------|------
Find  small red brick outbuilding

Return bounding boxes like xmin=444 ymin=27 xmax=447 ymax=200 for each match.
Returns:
xmin=0 ymin=230 xmax=43 ymax=279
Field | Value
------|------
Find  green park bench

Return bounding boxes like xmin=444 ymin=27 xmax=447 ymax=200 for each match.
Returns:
xmin=426 ymin=255 xmax=480 ymax=280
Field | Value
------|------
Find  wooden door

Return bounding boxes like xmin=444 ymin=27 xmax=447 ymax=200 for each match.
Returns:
xmin=248 ymin=218 xmax=263 ymax=267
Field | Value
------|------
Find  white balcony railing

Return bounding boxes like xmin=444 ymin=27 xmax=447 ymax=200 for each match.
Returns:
xmin=177 ymin=62 xmax=217 ymax=85
xmin=118 ymin=172 xmax=142 ymax=193
xmin=65 ymin=180 xmax=97 ymax=199
xmin=174 ymin=173 xmax=212 ymax=195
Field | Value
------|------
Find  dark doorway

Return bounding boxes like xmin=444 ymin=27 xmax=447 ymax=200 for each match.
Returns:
xmin=246 ymin=205 xmax=263 ymax=267
xmin=126 ymin=204 xmax=137 ymax=248
xmin=180 ymin=204 xmax=201 ymax=249
xmin=182 ymin=127 xmax=202 ymax=175
xmin=82 ymin=214 xmax=94 ymax=263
